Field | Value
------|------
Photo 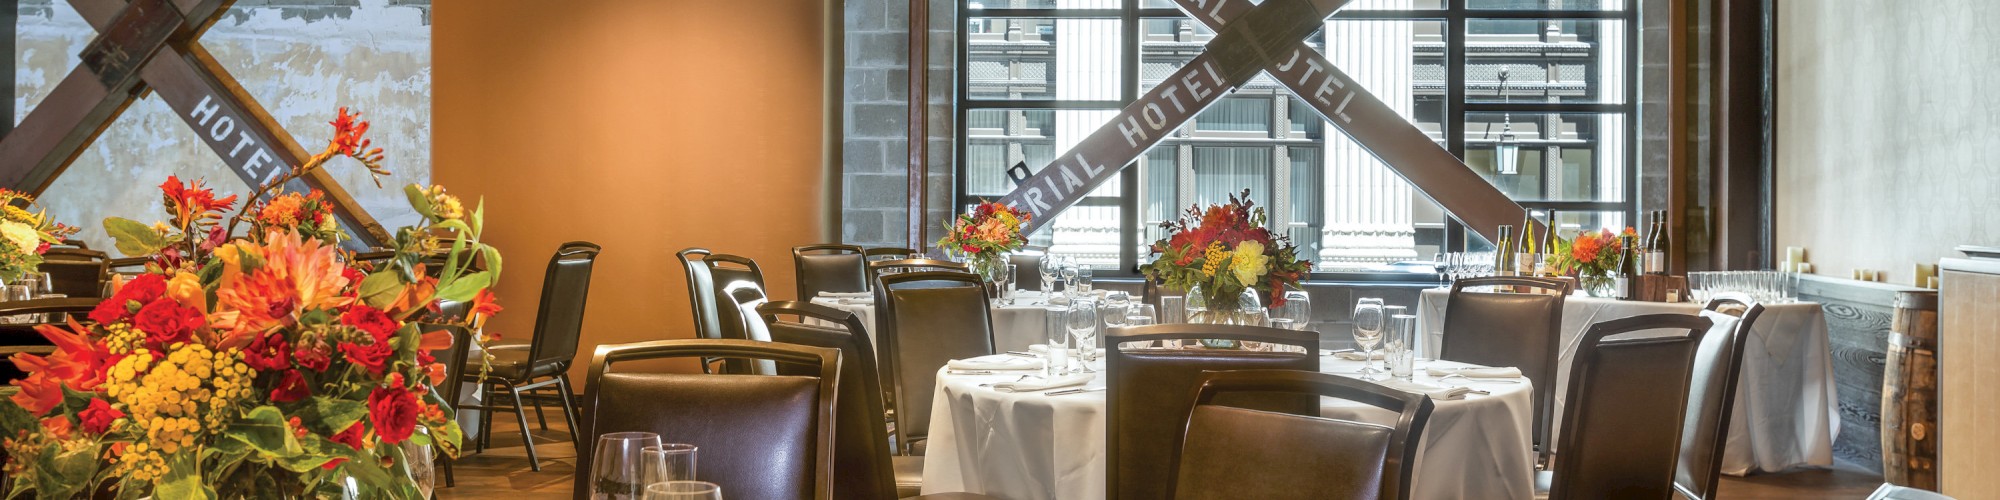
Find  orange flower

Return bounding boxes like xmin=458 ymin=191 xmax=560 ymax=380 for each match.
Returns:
xmin=330 ymin=107 xmax=372 ymax=156
xmin=10 ymin=319 xmax=118 ymax=415
xmin=214 ymin=231 xmax=354 ymax=345
xmin=468 ymin=288 xmax=502 ymax=327
xmin=258 ymin=193 xmax=307 ymax=227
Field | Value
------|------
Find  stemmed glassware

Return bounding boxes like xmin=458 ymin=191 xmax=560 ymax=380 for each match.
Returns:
xmin=1351 ymin=298 xmax=1386 ymax=380
xmin=1269 ymin=289 xmax=1312 ymax=332
xmin=1126 ymin=304 xmax=1158 ymax=326
xmin=1059 ymin=258 xmax=1080 ymax=299
xmin=1067 ymin=299 xmax=1101 ymax=366
xmin=592 ymin=432 xmax=664 ymax=499
xmin=1101 ymin=292 xmax=1131 ymax=330
xmin=1038 ymin=254 xmax=1059 ymax=296
xmin=642 ymin=444 xmax=698 ymax=486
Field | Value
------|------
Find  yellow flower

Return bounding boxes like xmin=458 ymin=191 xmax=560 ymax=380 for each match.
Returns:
xmin=0 ymin=220 xmax=37 ymax=252
xmin=1200 ymin=242 xmax=1228 ymax=278
xmin=2 ymin=206 xmax=40 ymax=226
xmin=1230 ymin=241 xmax=1270 ymax=287
xmin=166 ymin=271 xmax=204 ymax=311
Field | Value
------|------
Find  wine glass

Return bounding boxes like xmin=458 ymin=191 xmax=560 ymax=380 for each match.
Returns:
xmin=1067 ymin=299 xmax=1100 ymax=364
xmin=1101 ymin=292 xmax=1131 ymax=330
xmin=1059 ymin=258 xmax=1080 ymax=298
xmin=643 ymin=481 xmax=722 ymax=500
xmin=592 ymin=432 xmax=664 ymax=499
xmin=642 ymin=444 xmax=698 ymax=485
xmin=1270 ymin=289 xmax=1311 ymax=332
xmin=1126 ymin=304 xmax=1158 ymax=326
xmin=1038 ymin=254 xmax=1059 ymax=295
xmin=1351 ymin=298 xmax=1386 ymax=380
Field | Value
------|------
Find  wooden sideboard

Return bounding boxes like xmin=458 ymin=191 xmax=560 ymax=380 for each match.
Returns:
xmin=1940 ymin=250 xmax=2000 ymax=496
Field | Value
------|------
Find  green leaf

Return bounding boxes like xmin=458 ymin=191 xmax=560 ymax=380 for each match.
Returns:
xmin=201 ymin=438 xmax=253 ymax=484
xmin=404 ymin=184 xmax=435 ymax=221
xmin=33 ymin=440 xmax=98 ymax=500
xmin=226 ymin=406 xmax=303 ymax=458
xmin=480 ymin=244 xmax=504 ymax=281
xmin=297 ymin=397 xmax=369 ymax=436
xmin=469 ymin=198 xmax=486 ymax=235
xmin=433 ymin=271 xmax=493 ymax=303
xmin=276 ymin=436 xmax=341 ymax=473
xmin=102 ymin=217 xmax=169 ymax=258
xmin=155 ymin=453 xmax=215 ymax=500
xmin=358 ymin=270 xmax=404 ymax=309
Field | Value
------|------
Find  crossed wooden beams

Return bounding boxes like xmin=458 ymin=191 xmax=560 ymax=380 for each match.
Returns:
xmin=996 ymin=0 xmax=1543 ymax=243
xmin=0 ymin=0 xmax=389 ymax=248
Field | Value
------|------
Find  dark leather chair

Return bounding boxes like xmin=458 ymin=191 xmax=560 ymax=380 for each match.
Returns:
xmin=1171 ymin=369 xmax=1435 ymax=500
xmin=1674 ymin=293 xmax=1763 ymax=500
xmin=867 ymin=258 xmax=969 ymax=279
xmin=677 ymin=248 xmax=767 ymax=373
xmin=1440 ymin=275 xmax=1568 ymax=463
xmin=1007 ymin=250 xmax=1044 ymax=291
xmin=795 ymin=244 xmax=869 ymax=297
xmin=1543 ymin=313 xmax=1714 ymax=500
xmin=722 ymin=280 xmax=782 ymax=376
xmin=865 ymin=247 xmax=920 ymax=260
xmin=1103 ymin=324 xmax=1319 ymax=500
xmin=38 ymin=248 xmax=108 ymax=298
xmin=579 ymin=339 xmax=840 ymax=500
xmin=463 ymin=241 xmax=596 ymax=471
xmin=874 ymin=270 xmax=994 ymax=456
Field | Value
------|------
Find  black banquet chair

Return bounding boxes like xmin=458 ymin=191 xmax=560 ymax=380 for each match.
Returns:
xmin=1170 ymin=369 xmax=1435 ymax=500
xmin=677 ymin=248 xmax=768 ymax=372
xmin=463 ymin=241 xmax=597 ymax=471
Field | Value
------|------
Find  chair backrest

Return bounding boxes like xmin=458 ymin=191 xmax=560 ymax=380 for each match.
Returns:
xmin=678 ymin=249 xmax=768 ymax=343
xmin=1439 ymin=275 xmax=1568 ymax=456
xmin=1007 ymin=251 xmax=1043 ymax=291
xmin=1103 ymin=324 xmax=1319 ymax=500
xmin=38 ymin=248 xmax=108 ymax=298
xmin=794 ymin=244 xmax=869 ymax=297
xmin=580 ymin=339 xmax=840 ymax=500
xmin=524 ymin=242 xmax=599 ymax=368
xmin=1550 ymin=313 xmax=1714 ymax=500
xmin=863 ymin=247 xmax=918 ymax=260
xmin=760 ymin=301 xmax=898 ymax=500
xmin=1674 ymin=293 xmax=1763 ymax=500
xmin=421 ymin=305 xmax=476 ymax=417
xmin=873 ymin=270 xmax=994 ymax=453
xmin=723 ymin=281 xmax=780 ymax=375
xmin=866 ymin=258 xmax=969 ymax=284
xmin=1172 ymin=370 xmax=1435 ymax=500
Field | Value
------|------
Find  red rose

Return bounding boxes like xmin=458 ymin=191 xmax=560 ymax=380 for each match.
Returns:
xmin=133 ymin=299 xmax=203 ymax=347
xmin=244 ymin=332 xmax=291 ymax=371
xmin=294 ymin=341 xmax=332 ymax=372
xmin=330 ymin=421 xmax=369 ymax=450
xmin=368 ymin=384 xmax=420 ymax=444
xmin=79 ymin=398 xmax=125 ymax=435
xmin=340 ymin=305 xmax=399 ymax=342
xmin=339 ymin=341 xmax=393 ymax=377
xmin=962 ymin=244 xmax=979 ymax=254
xmin=270 ymin=370 xmax=311 ymax=403
xmin=88 ymin=299 xmax=131 ymax=325
xmin=341 ymin=267 xmax=366 ymax=297
xmin=90 ymin=274 xmax=169 ymax=324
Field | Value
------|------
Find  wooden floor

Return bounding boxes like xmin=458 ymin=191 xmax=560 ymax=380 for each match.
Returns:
xmin=439 ymin=410 xmax=1887 ymax=499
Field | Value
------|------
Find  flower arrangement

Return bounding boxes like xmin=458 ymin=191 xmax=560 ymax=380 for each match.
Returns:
xmin=0 ymin=190 xmax=80 ymax=282
xmin=0 ymin=108 xmax=502 ymax=499
xmin=1551 ymin=227 xmax=1634 ymax=297
xmin=935 ymin=200 xmax=1030 ymax=281
xmin=1139 ymin=190 xmax=1311 ymax=313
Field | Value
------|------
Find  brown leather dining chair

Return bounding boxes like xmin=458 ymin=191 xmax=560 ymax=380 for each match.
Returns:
xmin=1674 ymin=293 xmax=1764 ymax=500
xmin=1171 ymin=369 xmax=1435 ymax=500
xmin=677 ymin=248 xmax=767 ymax=373
xmin=578 ymin=339 xmax=840 ymax=500
xmin=464 ymin=241 xmax=597 ymax=471
xmin=874 ymin=270 xmax=994 ymax=456
xmin=794 ymin=244 xmax=869 ymax=297
xmin=1007 ymin=249 xmax=1044 ymax=291
xmin=865 ymin=247 xmax=920 ymax=260
xmin=1440 ymin=275 xmax=1568 ymax=464
xmin=1104 ymin=324 xmax=1319 ymax=500
xmin=1542 ymin=313 xmax=1714 ymax=500
xmin=38 ymin=248 xmax=109 ymax=298
xmin=867 ymin=258 xmax=969 ymax=280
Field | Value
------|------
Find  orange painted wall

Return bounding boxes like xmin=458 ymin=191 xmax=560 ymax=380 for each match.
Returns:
xmin=432 ymin=1 xmax=829 ymax=380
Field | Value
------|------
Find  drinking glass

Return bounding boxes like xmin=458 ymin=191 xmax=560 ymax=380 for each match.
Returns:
xmin=1044 ymin=306 xmax=1071 ymax=376
xmin=1127 ymin=304 xmax=1158 ymax=325
xmin=643 ymin=481 xmax=722 ymax=500
xmin=1075 ymin=266 xmax=1094 ymax=294
xmin=642 ymin=444 xmax=698 ymax=485
xmin=1385 ymin=314 xmax=1418 ymax=380
xmin=1159 ymin=296 xmax=1186 ymax=324
xmin=1433 ymin=253 xmax=1449 ymax=288
xmin=1067 ymin=299 xmax=1101 ymax=363
xmin=33 ymin=273 xmax=52 ymax=296
xmin=1059 ymin=260 xmax=1079 ymax=298
xmin=1269 ymin=289 xmax=1312 ymax=332
xmin=592 ymin=432 xmax=664 ymax=499
xmin=1351 ymin=298 xmax=1386 ymax=380
xmin=1002 ymin=264 xmax=1020 ymax=303
xmin=1038 ymin=254 xmax=1059 ymax=294
xmin=1101 ymin=292 xmax=1131 ymax=330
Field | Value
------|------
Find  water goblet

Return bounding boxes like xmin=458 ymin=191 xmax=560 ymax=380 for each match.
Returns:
xmin=592 ymin=432 xmax=664 ymax=499
xmin=1351 ymin=298 xmax=1386 ymax=380
xmin=1067 ymin=299 xmax=1101 ymax=364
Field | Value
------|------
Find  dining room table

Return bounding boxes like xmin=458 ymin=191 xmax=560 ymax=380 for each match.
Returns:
xmin=1411 ymin=288 xmax=1838 ymax=475
xmin=918 ymin=351 xmax=1538 ymax=500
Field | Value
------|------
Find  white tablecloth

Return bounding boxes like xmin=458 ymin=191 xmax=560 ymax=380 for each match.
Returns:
xmin=809 ymin=291 xmax=1065 ymax=356
xmin=920 ymin=356 xmax=1536 ymax=500
xmin=1412 ymin=289 xmax=1838 ymax=475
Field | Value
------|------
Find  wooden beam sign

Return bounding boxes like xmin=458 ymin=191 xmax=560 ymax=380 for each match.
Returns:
xmin=997 ymin=0 xmax=1542 ymax=243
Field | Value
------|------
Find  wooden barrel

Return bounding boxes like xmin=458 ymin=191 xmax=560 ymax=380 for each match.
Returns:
xmin=1882 ymin=290 xmax=1940 ymax=489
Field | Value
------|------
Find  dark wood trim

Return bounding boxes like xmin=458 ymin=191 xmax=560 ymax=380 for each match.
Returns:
xmin=1710 ymin=0 xmax=1776 ymax=270
xmin=1666 ymin=0 xmax=1688 ymax=275
xmin=824 ymin=0 xmax=844 ymax=242
xmin=906 ymin=0 xmax=930 ymax=253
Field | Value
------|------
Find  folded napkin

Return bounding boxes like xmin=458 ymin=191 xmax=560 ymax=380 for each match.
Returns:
xmin=1027 ymin=344 xmax=1049 ymax=354
xmin=948 ymin=354 xmax=1045 ymax=371
xmin=1334 ymin=351 xmax=1385 ymax=361
xmin=817 ymin=291 xmax=871 ymax=298
xmin=1376 ymin=379 xmax=1475 ymax=401
xmin=1426 ymin=366 xmax=1523 ymax=379
xmin=1046 ymin=295 xmax=1070 ymax=306
xmin=990 ymin=373 xmax=1094 ymax=393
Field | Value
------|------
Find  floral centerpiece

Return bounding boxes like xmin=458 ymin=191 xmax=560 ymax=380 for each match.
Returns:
xmin=1139 ymin=190 xmax=1310 ymax=346
xmin=1551 ymin=227 xmax=1633 ymax=297
xmin=935 ymin=200 xmax=1030 ymax=282
xmin=0 ymin=189 xmax=80 ymax=282
xmin=0 ymin=108 xmax=503 ymax=499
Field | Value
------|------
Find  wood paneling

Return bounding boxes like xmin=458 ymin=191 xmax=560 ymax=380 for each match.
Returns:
xmin=1939 ymin=260 xmax=2000 ymax=496
xmin=1797 ymin=274 xmax=1929 ymax=473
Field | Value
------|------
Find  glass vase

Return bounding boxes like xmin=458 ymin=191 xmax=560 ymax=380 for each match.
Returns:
xmin=1580 ymin=272 xmax=1618 ymax=298
xmin=963 ymin=251 xmax=1007 ymax=283
xmin=1184 ymin=285 xmax=1265 ymax=349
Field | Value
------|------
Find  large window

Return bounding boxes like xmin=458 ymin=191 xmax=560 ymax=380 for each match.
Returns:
xmin=958 ymin=0 xmax=1638 ymax=276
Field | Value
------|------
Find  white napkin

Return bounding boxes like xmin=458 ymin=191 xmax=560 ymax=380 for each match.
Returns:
xmin=1376 ymin=379 xmax=1475 ymax=401
xmin=836 ymin=298 xmax=874 ymax=305
xmin=1426 ymin=366 xmax=1523 ymax=379
xmin=817 ymin=291 xmax=871 ymax=298
xmin=1046 ymin=295 xmax=1071 ymax=306
xmin=1027 ymin=344 xmax=1049 ymax=354
xmin=1335 ymin=351 xmax=1385 ymax=361
xmin=948 ymin=354 xmax=1045 ymax=371
xmin=990 ymin=373 xmax=1094 ymax=393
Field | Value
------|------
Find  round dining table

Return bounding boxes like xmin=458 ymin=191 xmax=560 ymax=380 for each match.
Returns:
xmin=918 ymin=353 xmax=1537 ymax=500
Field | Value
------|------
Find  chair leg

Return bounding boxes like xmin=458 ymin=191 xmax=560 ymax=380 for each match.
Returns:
xmin=531 ymin=386 xmax=550 ymax=431
xmin=437 ymin=444 xmax=455 ymax=487
xmin=476 ymin=382 xmax=495 ymax=453
xmin=507 ymin=383 xmax=540 ymax=472
xmin=554 ymin=374 xmax=581 ymax=446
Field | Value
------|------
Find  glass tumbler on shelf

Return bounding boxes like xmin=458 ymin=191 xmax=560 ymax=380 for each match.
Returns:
xmin=1044 ymin=306 xmax=1071 ymax=376
xmin=1351 ymin=298 xmax=1386 ymax=380
xmin=1386 ymin=314 xmax=1418 ymax=380
xmin=592 ymin=431 xmax=664 ymax=500
xmin=643 ymin=481 xmax=722 ymax=500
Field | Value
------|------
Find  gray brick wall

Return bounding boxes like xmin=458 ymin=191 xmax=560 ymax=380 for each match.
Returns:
xmin=842 ymin=0 xmax=956 ymax=250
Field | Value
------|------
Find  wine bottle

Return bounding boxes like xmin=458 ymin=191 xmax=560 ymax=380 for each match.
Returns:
xmin=1517 ymin=212 xmax=1538 ymax=276
xmin=1647 ymin=211 xmax=1670 ymax=275
xmin=1543 ymin=210 xmax=1560 ymax=276
xmin=1616 ymin=233 xmax=1639 ymax=300
xmin=1495 ymin=225 xmax=1515 ymax=277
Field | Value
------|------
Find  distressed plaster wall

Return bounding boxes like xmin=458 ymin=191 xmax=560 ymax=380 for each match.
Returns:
xmin=12 ymin=0 xmax=431 ymax=253
xmin=1775 ymin=0 xmax=2000 ymax=284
